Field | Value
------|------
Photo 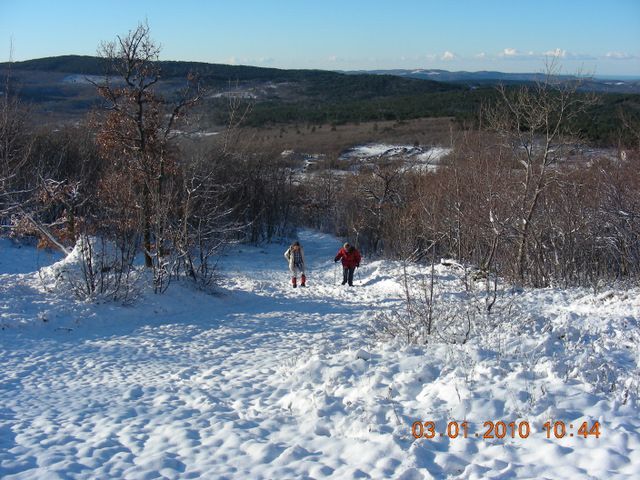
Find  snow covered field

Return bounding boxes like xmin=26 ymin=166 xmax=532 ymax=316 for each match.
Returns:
xmin=1 ymin=232 xmax=639 ymax=479
xmin=339 ymin=144 xmax=452 ymax=171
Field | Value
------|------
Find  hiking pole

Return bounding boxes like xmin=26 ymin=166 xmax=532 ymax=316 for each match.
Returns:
xmin=333 ymin=262 xmax=337 ymax=285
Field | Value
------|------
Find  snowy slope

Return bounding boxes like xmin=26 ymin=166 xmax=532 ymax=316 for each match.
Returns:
xmin=340 ymin=144 xmax=451 ymax=166
xmin=1 ymin=231 xmax=639 ymax=479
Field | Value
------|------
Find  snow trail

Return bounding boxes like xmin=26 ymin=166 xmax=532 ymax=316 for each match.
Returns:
xmin=1 ymin=231 xmax=407 ymax=479
xmin=1 ymin=231 xmax=639 ymax=479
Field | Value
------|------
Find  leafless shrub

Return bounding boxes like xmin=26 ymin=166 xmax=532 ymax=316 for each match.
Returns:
xmin=42 ymin=234 xmax=141 ymax=304
xmin=315 ymin=63 xmax=638 ymax=289
xmin=92 ymin=22 xmax=201 ymax=284
xmin=0 ymin=58 xmax=33 ymax=223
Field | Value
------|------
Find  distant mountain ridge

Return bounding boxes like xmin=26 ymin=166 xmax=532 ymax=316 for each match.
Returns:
xmin=0 ymin=55 xmax=456 ymax=93
xmin=345 ymin=68 xmax=552 ymax=82
xmin=1 ymin=55 xmax=330 ymax=82
xmin=0 ymin=55 xmax=474 ymax=125
xmin=1 ymin=56 xmax=638 ymax=145
xmin=3 ymin=56 xmax=638 ymax=97
xmin=343 ymin=68 xmax=640 ymax=94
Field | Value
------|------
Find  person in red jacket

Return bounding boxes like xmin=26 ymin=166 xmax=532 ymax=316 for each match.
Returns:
xmin=334 ymin=242 xmax=361 ymax=286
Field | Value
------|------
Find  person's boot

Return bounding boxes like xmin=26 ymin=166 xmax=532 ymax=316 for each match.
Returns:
xmin=300 ymin=274 xmax=306 ymax=287
xmin=292 ymin=277 xmax=297 ymax=288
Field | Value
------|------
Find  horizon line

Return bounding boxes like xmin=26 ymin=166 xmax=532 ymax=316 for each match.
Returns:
xmin=2 ymin=54 xmax=639 ymax=79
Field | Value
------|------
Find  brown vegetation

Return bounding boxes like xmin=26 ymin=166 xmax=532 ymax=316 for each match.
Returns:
xmin=203 ymin=116 xmax=456 ymax=164
xmin=2 ymin=27 xmax=638 ymax=295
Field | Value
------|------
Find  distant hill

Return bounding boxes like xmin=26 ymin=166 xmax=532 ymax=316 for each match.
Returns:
xmin=1 ymin=56 xmax=639 ymax=146
xmin=0 ymin=55 xmax=462 ymax=98
xmin=343 ymin=68 xmax=640 ymax=94
xmin=0 ymin=55 xmax=110 ymax=75
xmin=346 ymin=68 xmax=550 ymax=83
xmin=0 ymin=55 xmax=466 ymax=127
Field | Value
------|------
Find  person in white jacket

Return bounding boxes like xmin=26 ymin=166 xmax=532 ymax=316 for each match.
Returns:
xmin=284 ymin=241 xmax=306 ymax=288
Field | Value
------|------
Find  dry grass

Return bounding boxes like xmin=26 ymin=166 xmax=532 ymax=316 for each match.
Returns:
xmin=203 ymin=117 xmax=458 ymax=161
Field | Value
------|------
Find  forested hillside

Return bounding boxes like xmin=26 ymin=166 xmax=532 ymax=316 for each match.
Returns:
xmin=2 ymin=55 xmax=639 ymax=145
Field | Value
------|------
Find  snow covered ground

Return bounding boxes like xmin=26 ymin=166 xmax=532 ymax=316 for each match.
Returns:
xmin=339 ymin=144 xmax=452 ymax=171
xmin=1 ymin=232 xmax=639 ymax=479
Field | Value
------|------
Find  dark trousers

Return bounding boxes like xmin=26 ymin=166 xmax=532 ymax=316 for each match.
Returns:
xmin=342 ymin=267 xmax=355 ymax=286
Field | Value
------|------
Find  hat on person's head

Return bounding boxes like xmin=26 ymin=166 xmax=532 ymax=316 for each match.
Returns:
xmin=344 ymin=242 xmax=350 ymax=248
xmin=293 ymin=241 xmax=300 ymax=246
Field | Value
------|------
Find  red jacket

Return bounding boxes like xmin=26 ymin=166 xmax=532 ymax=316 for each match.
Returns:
xmin=334 ymin=247 xmax=361 ymax=268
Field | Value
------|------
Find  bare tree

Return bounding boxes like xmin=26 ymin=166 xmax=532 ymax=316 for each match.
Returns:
xmin=92 ymin=22 xmax=200 ymax=279
xmin=171 ymin=147 xmax=246 ymax=289
xmin=0 ymin=53 xmax=32 ymax=221
xmin=353 ymin=157 xmax=406 ymax=254
xmin=486 ymin=61 xmax=598 ymax=283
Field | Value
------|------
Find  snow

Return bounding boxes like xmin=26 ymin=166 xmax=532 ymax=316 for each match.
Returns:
xmin=0 ymin=238 xmax=62 ymax=275
xmin=282 ymin=151 xmax=325 ymax=173
xmin=1 ymin=231 xmax=639 ymax=478
xmin=210 ymin=91 xmax=257 ymax=99
xmin=340 ymin=144 xmax=452 ymax=172
xmin=193 ymin=131 xmax=220 ymax=137
xmin=169 ymin=130 xmax=220 ymax=138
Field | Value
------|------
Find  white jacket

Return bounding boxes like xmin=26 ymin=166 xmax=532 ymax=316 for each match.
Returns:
xmin=284 ymin=245 xmax=306 ymax=273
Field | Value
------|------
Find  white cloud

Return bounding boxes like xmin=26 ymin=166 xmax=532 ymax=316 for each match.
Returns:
xmin=605 ymin=51 xmax=634 ymax=60
xmin=545 ymin=48 xmax=566 ymax=58
xmin=475 ymin=52 xmax=487 ymax=59
xmin=502 ymin=48 xmax=519 ymax=57
xmin=441 ymin=51 xmax=456 ymax=61
xmin=498 ymin=47 xmax=596 ymax=61
xmin=499 ymin=48 xmax=534 ymax=58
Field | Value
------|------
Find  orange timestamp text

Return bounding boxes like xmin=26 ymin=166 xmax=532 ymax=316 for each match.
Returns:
xmin=411 ymin=420 xmax=601 ymax=440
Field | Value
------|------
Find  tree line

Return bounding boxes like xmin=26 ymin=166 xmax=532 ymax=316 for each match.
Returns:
xmin=1 ymin=24 xmax=299 ymax=299
xmin=300 ymin=68 xmax=640 ymax=288
xmin=2 ymin=25 xmax=639 ymax=298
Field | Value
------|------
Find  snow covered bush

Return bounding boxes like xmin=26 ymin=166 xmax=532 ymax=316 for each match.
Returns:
xmin=39 ymin=234 xmax=142 ymax=304
xmin=371 ymin=259 xmax=516 ymax=346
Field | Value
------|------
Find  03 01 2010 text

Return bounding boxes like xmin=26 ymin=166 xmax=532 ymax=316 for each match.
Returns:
xmin=411 ymin=420 xmax=601 ymax=440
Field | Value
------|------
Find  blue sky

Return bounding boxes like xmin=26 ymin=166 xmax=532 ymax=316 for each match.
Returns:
xmin=1 ymin=0 xmax=639 ymax=75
